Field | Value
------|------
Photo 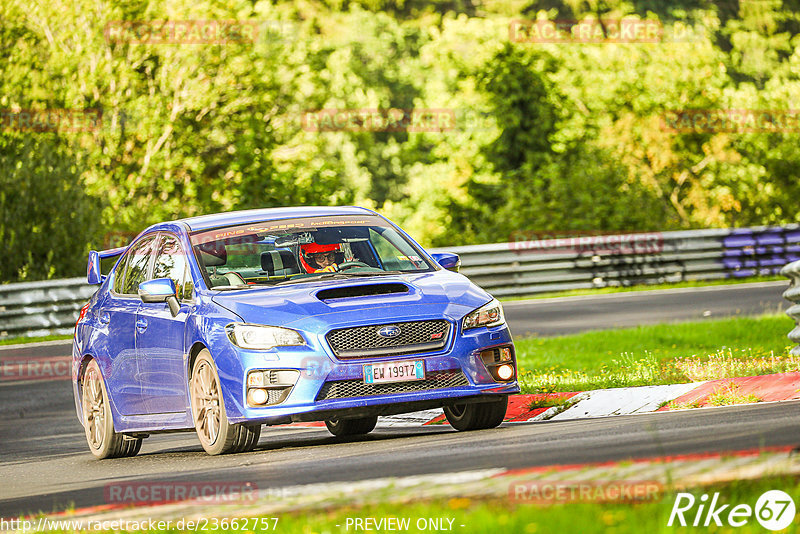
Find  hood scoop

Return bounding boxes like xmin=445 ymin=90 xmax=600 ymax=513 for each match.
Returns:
xmin=316 ymin=283 xmax=409 ymax=301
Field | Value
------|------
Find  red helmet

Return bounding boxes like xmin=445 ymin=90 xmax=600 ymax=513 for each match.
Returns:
xmin=300 ymin=242 xmax=341 ymax=272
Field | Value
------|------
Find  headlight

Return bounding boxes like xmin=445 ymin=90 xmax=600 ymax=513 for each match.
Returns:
xmin=463 ymin=299 xmax=505 ymax=330
xmin=226 ymin=323 xmax=305 ymax=350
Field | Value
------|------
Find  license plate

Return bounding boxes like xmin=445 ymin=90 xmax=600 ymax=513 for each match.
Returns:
xmin=363 ymin=360 xmax=425 ymax=384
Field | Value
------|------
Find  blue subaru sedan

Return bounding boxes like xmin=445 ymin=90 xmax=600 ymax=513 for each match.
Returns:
xmin=73 ymin=207 xmax=519 ymax=457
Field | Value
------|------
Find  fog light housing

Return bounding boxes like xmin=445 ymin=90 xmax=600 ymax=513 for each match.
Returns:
xmin=479 ymin=345 xmax=516 ymax=382
xmin=497 ymin=364 xmax=514 ymax=381
xmin=246 ymin=369 xmax=300 ymax=407
xmin=248 ymin=388 xmax=269 ymax=405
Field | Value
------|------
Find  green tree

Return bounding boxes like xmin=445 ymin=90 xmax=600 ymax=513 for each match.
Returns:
xmin=0 ymin=134 xmax=101 ymax=282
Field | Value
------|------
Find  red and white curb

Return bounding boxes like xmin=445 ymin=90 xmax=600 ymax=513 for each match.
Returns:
xmin=658 ymin=372 xmax=800 ymax=410
xmin=549 ymin=383 xmax=703 ymax=420
xmin=417 ymin=372 xmax=800 ymax=425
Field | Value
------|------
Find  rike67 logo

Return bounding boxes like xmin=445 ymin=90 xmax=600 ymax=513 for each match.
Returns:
xmin=669 ymin=490 xmax=796 ymax=530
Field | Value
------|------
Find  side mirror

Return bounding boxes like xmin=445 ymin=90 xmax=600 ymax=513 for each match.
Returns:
xmin=87 ymin=251 xmax=102 ymax=285
xmin=138 ymin=278 xmax=180 ymax=317
xmin=431 ymin=252 xmax=461 ymax=273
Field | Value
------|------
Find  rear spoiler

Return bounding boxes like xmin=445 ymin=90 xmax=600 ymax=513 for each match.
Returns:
xmin=87 ymin=246 xmax=127 ymax=285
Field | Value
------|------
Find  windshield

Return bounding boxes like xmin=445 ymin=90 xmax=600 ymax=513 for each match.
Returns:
xmin=189 ymin=214 xmax=434 ymax=288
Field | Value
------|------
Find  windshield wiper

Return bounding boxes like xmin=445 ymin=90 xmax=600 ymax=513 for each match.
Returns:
xmin=211 ymin=284 xmax=252 ymax=291
xmin=275 ymin=273 xmax=359 ymax=286
xmin=335 ymin=270 xmax=407 ymax=276
xmin=274 ymin=270 xmax=408 ymax=286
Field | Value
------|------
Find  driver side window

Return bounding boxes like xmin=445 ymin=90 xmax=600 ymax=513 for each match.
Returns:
xmin=117 ymin=236 xmax=156 ymax=295
xmin=153 ymin=234 xmax=190 ymax=300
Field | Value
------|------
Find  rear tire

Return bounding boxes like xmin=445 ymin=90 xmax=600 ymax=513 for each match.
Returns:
xmin=443 ymin=397 xmax=508 ymax=431
xmin=81 ymin=359 xmax=143 ymax=459
xmin=325 ymin=416 xmax=378 ymax=436
xmin=190 ymin=350 xmax=261 ymax=455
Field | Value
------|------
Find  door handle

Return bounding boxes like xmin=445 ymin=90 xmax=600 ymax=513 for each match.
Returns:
xmin=136 ymin=317 xmax=148 ymax=333
xmin=99 ymin=312 xmax=110 ymax=325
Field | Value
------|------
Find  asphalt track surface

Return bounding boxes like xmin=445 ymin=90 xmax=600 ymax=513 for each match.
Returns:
xmin=503 ymin=281 xmax=789 ymax=337
xmin=0 ymin=281 xmax=794 ymax=518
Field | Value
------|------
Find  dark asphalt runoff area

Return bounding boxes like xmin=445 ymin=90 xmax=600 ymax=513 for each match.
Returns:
xmin=0 ymin=281 xmax=794 ymax=518
xmin=503 ymin=281 xmax=789 ymax=337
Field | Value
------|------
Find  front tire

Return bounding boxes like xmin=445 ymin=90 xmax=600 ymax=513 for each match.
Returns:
xmin=190 ymin=350 xmax=261 ymax=455
xmin=443 ymin=397 xmax=508 ymax=431
xmin=325 ymin=416 xmax=378 ymax=436
xmin=81 ymin=359 xmax=142 ymax=459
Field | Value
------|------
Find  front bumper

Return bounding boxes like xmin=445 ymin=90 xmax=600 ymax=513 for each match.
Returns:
xmin=219 ymin=323 xmax=519 ymax=424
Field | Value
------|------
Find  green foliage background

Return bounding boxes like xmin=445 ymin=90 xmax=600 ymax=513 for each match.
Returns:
xmin=1 ymin=0 xmax=798 ymax=282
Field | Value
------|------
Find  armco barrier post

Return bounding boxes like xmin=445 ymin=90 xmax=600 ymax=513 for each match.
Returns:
xmin=780 ymin=260 xmax=800 ymax=356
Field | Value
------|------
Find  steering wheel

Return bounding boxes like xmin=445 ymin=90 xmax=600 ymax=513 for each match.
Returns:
xmin=337 ymin=261 xmax=372 ymax=271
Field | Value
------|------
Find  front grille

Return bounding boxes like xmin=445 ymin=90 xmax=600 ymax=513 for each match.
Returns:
xmin=316 ymin=370 xmax=469 ymax=401
xmin=326 ymin=319 xmax=451 ymax=358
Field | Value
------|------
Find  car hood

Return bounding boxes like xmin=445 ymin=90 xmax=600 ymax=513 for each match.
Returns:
xmin=210 ymin=271 xmax=492 ymax=333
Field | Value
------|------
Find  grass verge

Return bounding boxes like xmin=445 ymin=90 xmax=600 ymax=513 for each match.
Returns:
xmin=42 ymin=475 xmax=795 ymax=533
xmin=268 ymin=477 xmax=800 ymax=533
xmin=0 ymin=333 xmax=71 ymax=346
xmin=516 ymin=314 xmax=797 ymax=393
xmin=706 ymin=382 xmax=762 ymax=406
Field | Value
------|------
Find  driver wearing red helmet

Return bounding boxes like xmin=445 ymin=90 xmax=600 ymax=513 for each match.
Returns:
xmin=300 ymin=242 xmax=342 ymax=273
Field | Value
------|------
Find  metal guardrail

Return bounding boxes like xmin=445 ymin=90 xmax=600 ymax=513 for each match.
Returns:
xmin=780 ymin=260 xmax=800 ymax=356
xmin=2 ymin=224 xmax=799 ymax=340
xmin=431 ymin=225 xmax=800 ymax=298
xmin=0 ymin=278 xmax=96 ymax=339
